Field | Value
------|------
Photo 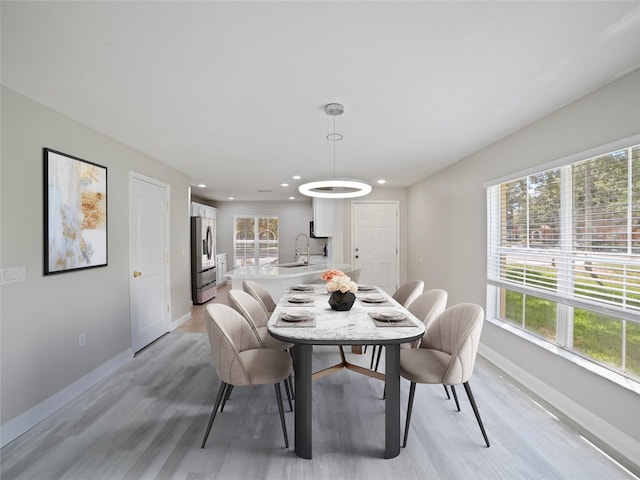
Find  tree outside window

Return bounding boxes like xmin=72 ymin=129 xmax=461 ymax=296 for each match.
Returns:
xmin=234 ymin=216 xmax=279 ymax=267
xmin=488 ymin=145 xmax=640 ymax=379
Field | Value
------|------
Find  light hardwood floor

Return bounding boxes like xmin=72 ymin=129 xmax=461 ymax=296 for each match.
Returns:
xmin=1 ymin=285 xmax=637 ymax=479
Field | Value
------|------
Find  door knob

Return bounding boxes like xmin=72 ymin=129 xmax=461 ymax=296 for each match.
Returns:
xmin=133 ymin=271 xmax=142 ymax=278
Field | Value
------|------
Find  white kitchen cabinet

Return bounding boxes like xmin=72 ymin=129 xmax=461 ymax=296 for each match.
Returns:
xmin=191 ymin=201 xmax=217 ymax=219
xmin=312 ymin=198 xmax=335 ymax=237
xmin=216 ymin=253 xmax=228 ymax=286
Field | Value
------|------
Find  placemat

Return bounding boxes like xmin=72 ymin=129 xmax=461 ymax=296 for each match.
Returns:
xmin=368 ymin=312 xmax=417 ymax=327
xmin=289 ymin=285 xmax=316 ymax=292
xmin=273 ymin=313 xmax=316 ymax=327
xmin=282 ymin=297 xmax=316 ymax=307
xmin=359 ymin=297 xmax=392 ymax=307
xmin=357 ymin=285 xmax=377 ymax=292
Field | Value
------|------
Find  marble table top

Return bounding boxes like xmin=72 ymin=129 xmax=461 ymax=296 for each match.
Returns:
xmin=268 ymin=285 xmax=425 ymax=345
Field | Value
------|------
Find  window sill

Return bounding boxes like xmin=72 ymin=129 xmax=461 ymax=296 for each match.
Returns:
xmin=485 ymin=317 xmax=640 ymax=396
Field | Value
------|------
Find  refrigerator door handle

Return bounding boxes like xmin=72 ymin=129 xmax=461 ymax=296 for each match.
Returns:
xmin=205 ymin=225 xmax=213 ymax=260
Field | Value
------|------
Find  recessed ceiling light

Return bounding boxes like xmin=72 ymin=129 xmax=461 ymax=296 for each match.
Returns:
xmin=197 ymin=184 xmax=206 ymax=188
xmin=292 ymin=175 xmax=301 ymax=180
xmin=289 ymin=196 xmax=295 ymax=200
xmin=281 ymin=183 xmax=289 ymax=187
xmin=228 ymin=197 xmax=234 ymax=200
xmin=377 ymin=179 xmax=386 ymax=184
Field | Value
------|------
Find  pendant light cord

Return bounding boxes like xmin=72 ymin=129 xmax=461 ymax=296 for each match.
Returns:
xmin=332 ymin=115 xmax=336 ymax=178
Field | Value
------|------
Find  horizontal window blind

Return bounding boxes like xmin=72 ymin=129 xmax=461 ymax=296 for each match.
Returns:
xmin=488 ymin=145 xmax=640 ymax=324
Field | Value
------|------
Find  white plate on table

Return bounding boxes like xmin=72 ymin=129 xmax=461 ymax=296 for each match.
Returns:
xmin=361 ymin=295 xmax=386 ymax=304
xmin=281 ymin=311 xmax=313 ymax=322
xmin=291 ymin=285 xmax=314 ymax=292
xmin=372 ymin=311 xmax=405 ymax=322
xmin=286 ymin=295 xmax=314 ymax=304
xmin=358 ymin=284 xmax=376 ymax=292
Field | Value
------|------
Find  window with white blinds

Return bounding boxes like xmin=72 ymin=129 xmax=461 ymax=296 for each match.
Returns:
xmin=233 ymin=216 xmax=279 ymax=267
xmin=487 ymin=144 xmax=640 ymax=378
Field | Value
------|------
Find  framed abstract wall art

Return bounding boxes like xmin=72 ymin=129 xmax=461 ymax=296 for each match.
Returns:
xmin=43 ymin=148 xmax=108 ymax=275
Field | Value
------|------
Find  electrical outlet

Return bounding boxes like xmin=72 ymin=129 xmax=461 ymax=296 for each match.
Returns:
xmin=78 ymin=333 xmax=86 ymax=348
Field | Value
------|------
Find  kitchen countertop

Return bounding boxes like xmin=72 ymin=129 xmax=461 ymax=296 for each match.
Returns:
xmin=226 ymin=262 xmax=350 ymax=280
xmin=225 ymin=262 xmax=350 ymax=299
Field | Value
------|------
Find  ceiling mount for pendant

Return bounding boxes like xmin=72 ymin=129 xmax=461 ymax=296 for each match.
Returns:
xmin=325 ymin=103 xmax=344 ymax=141
xmin=298 ymin=103 xmax=372 ymax=199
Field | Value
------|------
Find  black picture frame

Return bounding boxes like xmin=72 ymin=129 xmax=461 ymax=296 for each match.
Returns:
xmin=43 ymin=148 xmax=108 ymax=275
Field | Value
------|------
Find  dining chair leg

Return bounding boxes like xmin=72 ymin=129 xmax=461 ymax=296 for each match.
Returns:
xmin=374 ymin=345 xmax=383 ymax=372
xmin=463 ymin=381 xmax=490 ymax=447
xmin=220 ymin=384 xmax=233 ymax=412
xmin=402 ymin=382 xmax=416 ymax=448
xmin=283 ymin=376 xmax=293 ymax=412
xmin=369 ymin=345 xmax=377 ymax=369
xmin=274 ymin=382 xmax=289 ymax=448
xmin=450 ymin=384 xmax=461 ymax=412
xmin=443 ymin=384 xmax=451 ymax=400
xmin=201 ymin=380 xmax=228 ymax=448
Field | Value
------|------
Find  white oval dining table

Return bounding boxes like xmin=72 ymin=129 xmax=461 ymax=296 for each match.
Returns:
xmin=268 ymin=286 xmax=425 ymax=459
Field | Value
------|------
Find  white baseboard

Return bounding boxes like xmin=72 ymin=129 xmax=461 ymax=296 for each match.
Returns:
xmin=170 ymin=311 xmax=191 ymax=330
xmin=479 ymin=344 xmax=640 ymax=473
xmin=0 ymin=348 xmax=132 ymax=448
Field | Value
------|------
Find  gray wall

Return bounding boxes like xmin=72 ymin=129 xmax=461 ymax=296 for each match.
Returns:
xmin=0 ymin=87 xmax=192 ymax=428
xmin=406 ymin=69 xmax=640 ymax=468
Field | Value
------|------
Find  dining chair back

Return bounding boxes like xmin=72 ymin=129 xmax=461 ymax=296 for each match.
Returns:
xmin=392 ymin=280 xmax=424 ymax=307
xmin=201 ymin=304 xmax=291 ymax=448
xmin=243 ymin=280 xmax=276 ymax=314
xmin=400 ymin=303 xmax=490 ymax=448
xmin=371 ymin=288 xmax=448 ymax=372
xmin=228 ymin=289 xmax=293 ymax=351
xmin=343 ymin=269 xmax=361 ymax=282
xmin=406 ymin=289 xmax=448 ymax=345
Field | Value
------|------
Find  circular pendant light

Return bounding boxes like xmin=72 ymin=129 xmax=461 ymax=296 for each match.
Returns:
xmin=298 ymin=103 xmax=371 ymax=199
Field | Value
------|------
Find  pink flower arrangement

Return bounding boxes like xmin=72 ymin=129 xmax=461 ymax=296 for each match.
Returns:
xmin=321 ymin=269 xmax=345 ymax=282
xmin=322 ymin=269 xmax=358 ymax=294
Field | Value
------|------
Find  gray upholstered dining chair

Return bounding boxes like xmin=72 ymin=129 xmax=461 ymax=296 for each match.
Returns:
xmin=392 ymin=279 xmax=424 ymax=307
xmin=400 ymin=303 xmax=490 ymax=448
xmin=201 ymin=304 xmax=291 ymax=449
xmin=343 ymin=269 xmax=361 ymax=282
xmin=227 ymin=289 xmax=293 ymax=351
xmin=367 ymin=279 xmax=426 ymax=370
xmin=371 ymin=288 xmax=448 ymax=371
xmin=405 ymin=289 xmax=448 ymax=346
xmin=243 ymin=280 xmax=276 ymax=314
xmin=227 ymin=289 xmax=294 ymax=407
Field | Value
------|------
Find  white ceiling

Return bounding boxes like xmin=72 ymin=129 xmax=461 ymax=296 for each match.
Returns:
xmin=2 ymin=1 xmax=640 ymax=201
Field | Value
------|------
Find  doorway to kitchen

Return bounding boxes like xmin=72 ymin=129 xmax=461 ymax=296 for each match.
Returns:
xmin=129 ymin=173 xmax=171 ymax=353
xmin=351 ymin=201 xmax=399 ymax=294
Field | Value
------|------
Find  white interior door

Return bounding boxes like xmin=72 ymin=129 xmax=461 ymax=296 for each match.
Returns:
xmin=352 ymin=201 xmax=399 ymax=293
xmin=130 ymin=173 xmax=170 ymax=353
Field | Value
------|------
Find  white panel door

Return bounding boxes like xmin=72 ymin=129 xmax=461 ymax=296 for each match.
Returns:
xmin=352 ymin=202 xmax=398 ymax=294
xmin=130 ymin=174 xmax=170 ymax=353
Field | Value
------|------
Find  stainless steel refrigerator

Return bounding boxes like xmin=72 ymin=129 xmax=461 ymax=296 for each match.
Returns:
xmin=191 ymin=216 xmax=217 ymax=304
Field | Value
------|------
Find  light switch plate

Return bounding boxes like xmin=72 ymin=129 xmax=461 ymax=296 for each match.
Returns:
xmin=1 ymin=266 xmax=26 ymax=285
